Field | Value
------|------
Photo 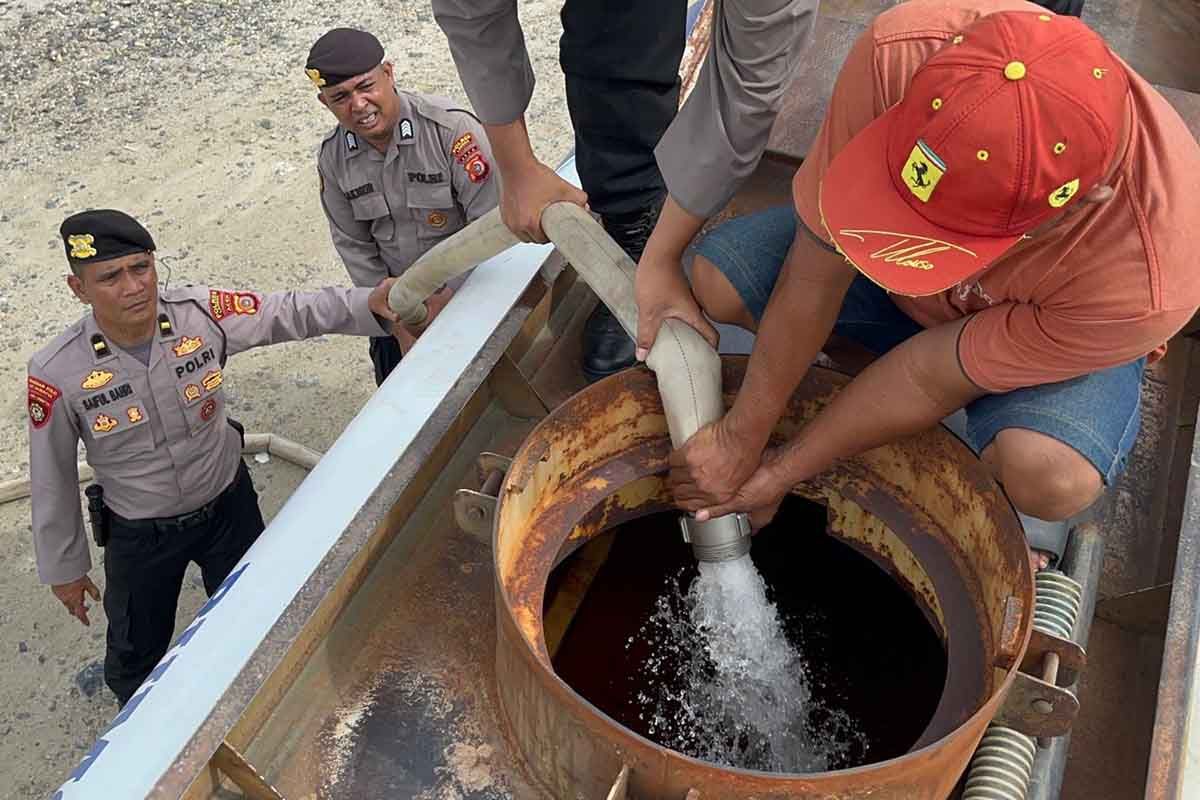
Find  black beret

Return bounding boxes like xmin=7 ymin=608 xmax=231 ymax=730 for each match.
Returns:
xmin=305 ymin=28 xmax=384 ymax=89
xmin=60 ymin=209 xmax=155 ymax=266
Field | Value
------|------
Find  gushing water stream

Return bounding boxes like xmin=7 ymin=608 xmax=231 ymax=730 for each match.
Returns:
xmin=632 ymin=554 xmax=866 ymax=772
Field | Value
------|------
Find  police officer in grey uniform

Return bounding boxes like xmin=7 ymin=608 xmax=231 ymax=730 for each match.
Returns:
xmin=29 ymin=209 xmax=398 ymax=705
xmin=309 ymin=28 xmax=499 ymax=385
xmin=431 ymin=0 xmax=817 ymax=380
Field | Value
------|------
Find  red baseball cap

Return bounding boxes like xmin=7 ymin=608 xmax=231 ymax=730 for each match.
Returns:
xmin=819 ymin=11 xmax=1129 ymax=296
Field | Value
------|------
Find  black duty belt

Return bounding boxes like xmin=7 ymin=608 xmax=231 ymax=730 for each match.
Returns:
xmin=110 ymin=477 xmax=233 ymax=532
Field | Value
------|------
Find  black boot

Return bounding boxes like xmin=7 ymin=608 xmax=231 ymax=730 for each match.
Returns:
xmin=581 ymin=198 xmax=664 ymax=382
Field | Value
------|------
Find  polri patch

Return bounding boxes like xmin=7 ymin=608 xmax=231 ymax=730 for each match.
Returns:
xmin=451 ymin=133 xmax=473 ymax=158
xmin=209 ymin=290 xmax=261 ymax=321
xmin=463 ymin=153 xmax=490 ymax=184
xmin=28 ymin=376 xmax=61 ymax=429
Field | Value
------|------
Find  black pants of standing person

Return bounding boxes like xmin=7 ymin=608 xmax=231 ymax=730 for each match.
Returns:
xmin=1034 ymin=0 xmax=1084 ymax=15
xmin=369 ymin=335 xmax=403 ymax=386
xmin=560 ymin=0 xmax=687 ymax=380
xmin=102 ymin=460 xmax=265 ymax=705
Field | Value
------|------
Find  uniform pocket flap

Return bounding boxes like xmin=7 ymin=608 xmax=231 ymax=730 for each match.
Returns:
xmin=350 ymin=192 xmax=390 ymax=221
xmin=407 ymin=184 xmax=453 ymax=209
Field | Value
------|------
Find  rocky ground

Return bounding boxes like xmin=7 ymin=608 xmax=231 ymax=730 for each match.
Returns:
xmin=0 ymin=1 xmax=572 ymax=796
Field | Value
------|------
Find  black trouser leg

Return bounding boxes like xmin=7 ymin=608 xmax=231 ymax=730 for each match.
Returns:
xmin=1032 ymin=0 xmax=1083 ymax=15
xmin=102 ymin=521 xmax=189 ymax=705
xmin=368 ymin=335 xmax=403 ymax=387
xmin=560 ymin=0 xmax=685 ymax=217
xmin=193 ymin=460 xmax=265 ymax=594
xmin=561 ymin=0 xmax=685 ymax=380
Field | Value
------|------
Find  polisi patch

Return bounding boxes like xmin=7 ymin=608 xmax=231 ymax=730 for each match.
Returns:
xmin=174 ymin=347 xmax=216 ymax=379
xmin=208 ymin=291 xmax=261 ymax=321
xmin=81 ymin=370 xmax=114 ymax=390
xmin=92 ymin=414 xmax=118 ymax=434
xmin=28 ymin=376 xmax=61 ymax=429
xmin=408 ymin=171 xmax=444 ymax=184
xmin=344 ymin=183 xmax=375 ymax=201
xmin=463 ymin=153 xmax=490 ymax=184
xmin=172 ymin=336 xmax=203 ymax=357
xmin=451 ymin=132 xmax=473 ymax=157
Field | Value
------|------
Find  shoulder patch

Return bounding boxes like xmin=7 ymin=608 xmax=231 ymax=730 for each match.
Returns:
xmin=461 ymin=151 xmax=491 ymax=184
xmin=345 ymin=131 xmax=359 ymax=151
xmin=399 ymin=119 xmax=414 ymax=140
xmin=28 ymin=376 xmax=62 ymax=429
xmin=208 ymin=290 xmax=262 ymax=322
xmin=451 ymin=132 xmax=474 ymax=158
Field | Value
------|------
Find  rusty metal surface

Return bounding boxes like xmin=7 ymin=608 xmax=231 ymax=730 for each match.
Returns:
xmin=1020 ymin=629 xmax=1086 ymax=688
xmin=494 ymin=359 xmax=1033 ymax=799
xmin=993 ymin=670 xmax=1080 ymax=739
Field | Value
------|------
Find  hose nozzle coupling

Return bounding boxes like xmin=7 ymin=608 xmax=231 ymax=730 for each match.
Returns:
xmin=680 ymin=512 xmax=752 ymax=563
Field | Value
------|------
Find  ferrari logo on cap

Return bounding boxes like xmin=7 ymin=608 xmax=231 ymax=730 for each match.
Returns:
xmin=1049 ymin=178 xmax=1080 ymax=208
xmin=68 ymin=234 xmax=97 ymax=259
xmin=92 ymin=414 xmax=118 ymax=433
xmin=902 ymin=140 xmax=946 ymax=204
xmin=306 ymin=68 xmax=326 ymax=88
xmin=81 ymin=370 xmax=114 ymax=390
xmin=173 ymin=336 xmax=203 ymax=357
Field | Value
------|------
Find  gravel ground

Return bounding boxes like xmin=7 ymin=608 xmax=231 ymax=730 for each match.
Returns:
xmin=0 ymin=1 xmax=571 ymax=796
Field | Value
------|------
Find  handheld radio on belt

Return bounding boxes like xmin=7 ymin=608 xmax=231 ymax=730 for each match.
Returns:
xmin=84 ymin=484 xmax=109 ymax=548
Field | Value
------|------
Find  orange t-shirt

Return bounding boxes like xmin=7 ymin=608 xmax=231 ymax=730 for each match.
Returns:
xmin=792 ymin=0 xmax=1200 ymax=392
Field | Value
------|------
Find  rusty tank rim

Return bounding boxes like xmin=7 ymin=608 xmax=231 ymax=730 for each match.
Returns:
xmin=492 ymin=360 xmax=1034 ymax=797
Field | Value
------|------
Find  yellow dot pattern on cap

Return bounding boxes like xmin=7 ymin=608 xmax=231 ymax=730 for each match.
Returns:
xmin=1054 ymin=142 xmax=1067 ymax=155
xmin=1004 ymin=61 xmax=1027 ymax=81
xmin=977 ymin=150 xmax=989 ymax=162
xmin=952 ymin=34 xmax=964 ymax=44
xmin=931 ymin=98 xmax=943 ymax=110
xmin=1093 ymin=67 xmax=1106 ymax=79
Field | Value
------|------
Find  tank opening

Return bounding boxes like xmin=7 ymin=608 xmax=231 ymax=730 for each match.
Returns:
xmin=546 ymin=495 xmax=947 ymax=773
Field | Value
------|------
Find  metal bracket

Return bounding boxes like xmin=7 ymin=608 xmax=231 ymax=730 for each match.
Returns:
xmin=453 ymin=453 xmax=511 ymax=541
xmin=488 ymin=352 xmax=551 ymax=419
xmin=995 ymin=628 xmax=1086 ymax=738
xmin=210 ymin=740 xmax=286 ymax=800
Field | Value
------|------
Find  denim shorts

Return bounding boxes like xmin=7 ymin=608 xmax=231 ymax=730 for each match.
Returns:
xmin=692 ymin=205 xmax=1145 ymax=485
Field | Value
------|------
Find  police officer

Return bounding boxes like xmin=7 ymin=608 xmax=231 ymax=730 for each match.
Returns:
xmin=431 ymin=0 xmax=818 ymax=381
xmin=309 ymin=28 xmax=499 ymax=385
xmin=29 ymin=209 xmax=398 ymax=706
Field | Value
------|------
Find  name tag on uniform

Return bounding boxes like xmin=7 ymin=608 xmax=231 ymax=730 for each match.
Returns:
xmin=344 ymin=183 xmax=375 ymax=201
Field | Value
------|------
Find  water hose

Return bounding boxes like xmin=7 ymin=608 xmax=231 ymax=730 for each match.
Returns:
xmin=387 ymin=203 xmax=751 ymax=562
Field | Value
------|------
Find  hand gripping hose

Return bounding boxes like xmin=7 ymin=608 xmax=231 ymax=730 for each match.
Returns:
xmin=387 ymin=203 xmax=751 ymax=562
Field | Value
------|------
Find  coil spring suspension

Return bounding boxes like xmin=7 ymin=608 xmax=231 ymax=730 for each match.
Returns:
xmin=962 ymin=570 xmax=1083 ymax=799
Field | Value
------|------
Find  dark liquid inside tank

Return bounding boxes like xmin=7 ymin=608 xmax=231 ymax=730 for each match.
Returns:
xmin=548 ymin=495 xmax=948 ymax=772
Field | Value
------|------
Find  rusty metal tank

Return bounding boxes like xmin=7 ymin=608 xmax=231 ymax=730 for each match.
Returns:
xmin=492 ymin=358 xmax=1035 ymax=799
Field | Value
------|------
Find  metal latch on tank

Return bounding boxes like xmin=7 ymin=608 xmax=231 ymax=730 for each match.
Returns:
xmin=992 ymin=572 xmax=1088 ymax=739
xmin=454 ymin=452 xmax=512 ymax=540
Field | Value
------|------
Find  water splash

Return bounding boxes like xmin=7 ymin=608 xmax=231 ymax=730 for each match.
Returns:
xmin=630 ymin=554 xmax=866 ymax=772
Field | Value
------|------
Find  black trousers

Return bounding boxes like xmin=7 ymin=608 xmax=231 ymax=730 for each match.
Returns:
xmin=369 ymin=335 xmax=403 ymax=386
xmin=1033 ymin=0 xmax=1084 ymax=14
xmin=102 ymin=460 xmax=265 ymax=705
xmin=560 ymin=0 xmax=686 ymax=218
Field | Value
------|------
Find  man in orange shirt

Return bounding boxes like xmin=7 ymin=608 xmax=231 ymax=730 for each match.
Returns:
xmin=642 ymin=1 xmax=1200 ymax=567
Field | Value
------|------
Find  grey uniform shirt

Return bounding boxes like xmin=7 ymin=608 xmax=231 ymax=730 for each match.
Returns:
xmin=27 ymin=285 xmax=388 ymax=585
xmin=318 ymin=90 xmax=499 ymax=288
xmin=431 ymin=0 xmax=816 ymax=219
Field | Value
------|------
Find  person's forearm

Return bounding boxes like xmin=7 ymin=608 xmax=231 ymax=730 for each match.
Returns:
xmin=484 ymin=116 xmax=539 ymax=178
xmin=642 ymin=196 xmax=706 ymax=267
xmin=767 ymin=321 xmax=983 ymax=488
xmin=725 ymin=243 xmax=854 ymax=449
